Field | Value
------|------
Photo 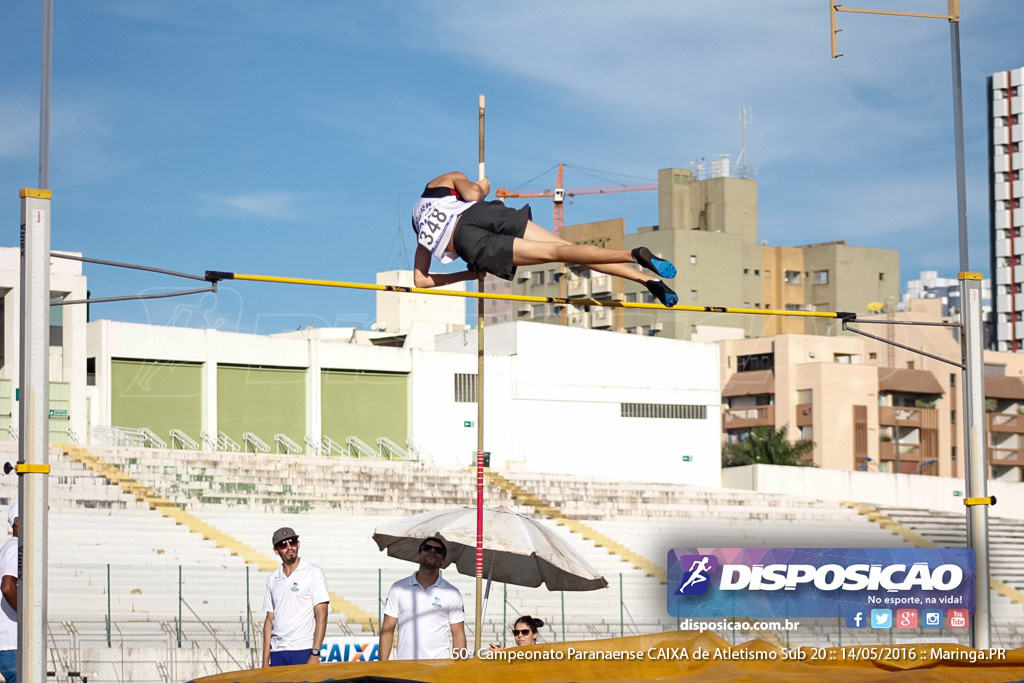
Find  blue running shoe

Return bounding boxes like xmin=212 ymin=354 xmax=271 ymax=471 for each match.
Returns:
xmin=632 ymin=247 xmax=676 ymax=279
xmin=645 ymin=280 xmax=678 ymax=308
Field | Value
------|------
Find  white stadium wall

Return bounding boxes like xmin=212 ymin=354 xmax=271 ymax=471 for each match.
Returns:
xmin=86 ymin=319 xmax=723 ymax=486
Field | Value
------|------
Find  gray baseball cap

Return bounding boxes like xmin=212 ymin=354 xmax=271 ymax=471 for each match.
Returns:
xmin=272 ymin=527 xmax=298 ymax=547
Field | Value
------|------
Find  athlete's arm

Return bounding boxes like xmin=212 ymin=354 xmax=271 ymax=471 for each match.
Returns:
xmin=413 ymin=244 xmax=483 ymax=288
xmin=425 ymin=172 xmax=489 ymax=202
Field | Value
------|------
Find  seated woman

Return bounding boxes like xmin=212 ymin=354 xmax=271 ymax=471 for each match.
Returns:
xmin=490 ymin=615 xmax=545 ymax=650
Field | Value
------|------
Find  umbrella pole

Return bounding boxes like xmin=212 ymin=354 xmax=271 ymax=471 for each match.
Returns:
xmin=474 ymin=93 xmax=486 ymax=655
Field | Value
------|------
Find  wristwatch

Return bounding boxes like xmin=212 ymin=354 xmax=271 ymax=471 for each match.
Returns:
xmin=310 ymin=649 xmax=320 ymax=656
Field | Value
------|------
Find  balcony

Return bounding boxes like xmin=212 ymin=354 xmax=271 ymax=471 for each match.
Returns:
xmin=796 ymin=403 xmax=813 ymax=427
xmin=988 ymin=412 xmax=1024 ymax=434
xmin=723 ymin=405 xmax=775 ymax=431
xmin=989 ymin=447 xmax=1024 ymax=467
xmin=878 ymin=405 xmax=934 ymax=429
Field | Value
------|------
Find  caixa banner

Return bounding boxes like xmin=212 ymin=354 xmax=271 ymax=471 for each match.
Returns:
xmin=667 ymin=548 xmax=975 ymax=619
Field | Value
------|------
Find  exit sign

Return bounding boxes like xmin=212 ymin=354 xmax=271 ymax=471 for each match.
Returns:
xmin=682 ymin=455 xmax=693 ymax=462
xmin=464 ymin=421 xmax=474 ymax=428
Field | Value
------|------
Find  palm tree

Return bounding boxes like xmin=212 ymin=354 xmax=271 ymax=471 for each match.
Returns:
xmin=723 ymin=425 xmax=815 ymax=467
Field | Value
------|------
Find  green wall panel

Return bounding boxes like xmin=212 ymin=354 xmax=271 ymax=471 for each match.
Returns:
xmin=321 ymin=370 xmax=407 ymax=448
xmin=111 ymin=361 xmax=202 ymax=442
xmin=217 ymin=365 xmax=305 ymax=448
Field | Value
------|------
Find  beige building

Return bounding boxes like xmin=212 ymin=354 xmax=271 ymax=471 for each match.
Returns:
xmin=505 ymin=168 xmax=900 ymax=341
xmin=718 ymin=306 xmax=1024 ymax=482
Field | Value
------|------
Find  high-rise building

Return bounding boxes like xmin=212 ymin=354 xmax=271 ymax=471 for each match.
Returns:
xmin=988 ymin=66 xmax=1024 ymax=352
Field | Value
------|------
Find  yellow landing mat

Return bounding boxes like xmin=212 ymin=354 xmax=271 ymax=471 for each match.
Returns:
xmin=191 ymin=630 xmax=1024 ymax=683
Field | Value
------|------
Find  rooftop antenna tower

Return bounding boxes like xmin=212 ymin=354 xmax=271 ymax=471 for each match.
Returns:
xmin=736 ymin=107 xmax=752 ymax=179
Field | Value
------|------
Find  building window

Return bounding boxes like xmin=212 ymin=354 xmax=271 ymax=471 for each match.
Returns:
xmin=621 ymin=403 xmax=707 ymax=419
xmin=813 ymin=270 xmax=829 ymax=285
xmin=532 ymin=303 xmax=547 ymax=318
xmin=737 ymin=352 xmax=774 ymax=372
xmin=879 ymin=272 xmax=885 ymax=281
xmin=624 ymin=292 xmax=637 ymax=303
xmin=50 ymin=294 xmax=65 ymax=346
xmin=690 ymin=290 xmax=697 ymax=300
xmin=531 ymin=270 xmax=545 ymax=286
xmin=784 ymin=270 xmax=802 ymax=285
xmin=690 ymin=255 xmax=697 ymax=265
xmin=454 ymin=373 xmax=477 ymax=403
xmin=87 ymin=357 xmax=96 ymax=386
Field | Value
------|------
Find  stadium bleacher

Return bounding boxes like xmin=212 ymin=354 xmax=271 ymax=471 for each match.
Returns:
xmin=3 ymin=442 xmax=1021 ymax=681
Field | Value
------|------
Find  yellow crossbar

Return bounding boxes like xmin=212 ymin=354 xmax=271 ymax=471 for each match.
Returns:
xmin=206 ymin=271 xmax=855 ymax=321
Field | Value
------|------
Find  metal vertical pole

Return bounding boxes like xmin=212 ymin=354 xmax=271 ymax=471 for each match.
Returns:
xmin=946 ymin=3 xmax=990 ymax=647
xmin=473 ymin=94 xmax=486 ymax=655
xmin=619 ymin=573 xmax=624 ymax=637
xmin=961 ymin=275 xmax=990 ymax=648
xmin=177 ymin=565 xmax=182 ymax=647
xmin=39 ymin=0 xmax=52 ymax=190
xmin=18 ymin=188 xmax=50 ymax=683
xmin=106 ymin=564 xmax=111 ymax=647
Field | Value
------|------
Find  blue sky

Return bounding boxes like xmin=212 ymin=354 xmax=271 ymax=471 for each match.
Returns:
xmin=1 ymin=1 xmax=1021 ymax=334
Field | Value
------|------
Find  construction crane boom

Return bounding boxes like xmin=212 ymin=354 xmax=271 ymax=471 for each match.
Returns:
xmin=494 ymin=163 xmax=657 ymax=235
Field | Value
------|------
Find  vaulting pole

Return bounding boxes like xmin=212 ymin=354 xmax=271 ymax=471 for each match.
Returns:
xmin=474 ymin=94 xmax=486 ymax=655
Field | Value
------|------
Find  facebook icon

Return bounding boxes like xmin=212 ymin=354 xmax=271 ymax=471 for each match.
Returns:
xmin=845 ymin=611 xmax=866 ymax=629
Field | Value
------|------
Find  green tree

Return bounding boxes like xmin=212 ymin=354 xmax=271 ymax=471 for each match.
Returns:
xmin=723 ymin=425 xmax=815 ymax=467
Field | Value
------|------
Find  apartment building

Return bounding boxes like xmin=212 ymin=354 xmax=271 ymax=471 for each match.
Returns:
xmin=718 ymin=309 xmax=1024 ymax=482
xmin=988 ymin=65 xmax=1024 ymax=351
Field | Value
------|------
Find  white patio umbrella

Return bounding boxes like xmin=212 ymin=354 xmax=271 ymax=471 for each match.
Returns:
xmin=372 ymin=506 xmax=608 ymax=592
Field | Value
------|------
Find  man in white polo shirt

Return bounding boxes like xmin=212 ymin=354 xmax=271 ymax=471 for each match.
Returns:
xmin=261 ymin=527 xmax=329 ymax=668
xmin=379 ymin=536 xmax=466 ymax=661
xmin=0 ymin=503 xmax=18 ymax=683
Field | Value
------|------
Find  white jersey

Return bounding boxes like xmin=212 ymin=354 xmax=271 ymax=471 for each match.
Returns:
xmin=263 ymin=559 xmax=330 ymax=652
xmin=0 ymin=537 xmax=16 ymax=651
xmin=412 ymin=191 xmax=475 ymax=264
xmin=383 ymin=572 xmax=465 ymax=660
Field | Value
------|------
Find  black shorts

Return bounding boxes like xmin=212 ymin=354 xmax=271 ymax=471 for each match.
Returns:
xmin=452 ymin=201 xmax=532 ymax=281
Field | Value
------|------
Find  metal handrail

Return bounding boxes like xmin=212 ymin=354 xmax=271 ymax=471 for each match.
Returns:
xmin=274 ymin=433 xmax=301 ymax=455
xmin=66 ymin=427 xmax=80 ymax=445
xmin=139 ymin=427 xmax=167 ymax=448
xmin=242 ymin=432 xmax=270 ymax=454
xmin=321 ymin=435 xmax=345 ymax=457
xmin=346 ymin=436 xmax=378 ymax=459
xmin=217 ymin=431 xmax=241 ymax=453
xmin=170 ymin=429 xmax=199 ymax=450
xmin=377 ymin=436 xmax=409 ymax=461
xmin=303 ymin=435 xmax=320 ymax=456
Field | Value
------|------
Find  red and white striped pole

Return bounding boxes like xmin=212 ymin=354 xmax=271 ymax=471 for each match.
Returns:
xmin=474 ymin=94 xmax=486 ymax=655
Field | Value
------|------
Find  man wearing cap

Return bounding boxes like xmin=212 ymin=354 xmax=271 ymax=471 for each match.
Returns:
xmin=379 ymin=536 xmax=466 ymax=661
xmin=261 ymin=527 xmax=329 ymax=668
xmin=0 ymin=503 xmax=18 ymax=683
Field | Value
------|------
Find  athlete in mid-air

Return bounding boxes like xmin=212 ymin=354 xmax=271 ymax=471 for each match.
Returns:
xmin=411 ymin=171 xmax=678 ymax=307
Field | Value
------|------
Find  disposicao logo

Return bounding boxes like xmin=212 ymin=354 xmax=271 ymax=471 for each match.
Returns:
xmin=667 ymin=548 xmax=975 ymax=619
xmin=675 ymin=554 xmax=718 ymax=596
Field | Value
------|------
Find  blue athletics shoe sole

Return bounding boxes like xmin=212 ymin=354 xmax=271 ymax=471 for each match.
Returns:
xmin=632 ymin=247 xmax=677 ymax=279
xmin=645 ymin=280 xmax=678 ymax=308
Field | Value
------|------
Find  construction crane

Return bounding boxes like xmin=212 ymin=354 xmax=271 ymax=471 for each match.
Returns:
xmin=494 ymin=163 xmax=657 ymax=236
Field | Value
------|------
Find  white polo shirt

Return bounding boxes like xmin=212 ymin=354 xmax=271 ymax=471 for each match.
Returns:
xmin=262 ymin=559 xmax=330 ymax=652
xmin=383 ymin=572 xmax=465 ymax=660
xmin=0 ymin=537 xmax=17 ymax=651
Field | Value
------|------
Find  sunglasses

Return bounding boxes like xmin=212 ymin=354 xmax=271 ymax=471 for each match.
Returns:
xmin=512 ymin=629 xmax=532 ymax=636
xmin=421 ymin=545 xmax=446 ymax=555
xmin=275 ymin=538 xmax=298 ymax=550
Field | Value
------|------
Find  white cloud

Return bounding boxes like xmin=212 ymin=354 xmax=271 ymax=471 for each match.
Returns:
xmin=199 ymin=191 xmax=312 ymax=221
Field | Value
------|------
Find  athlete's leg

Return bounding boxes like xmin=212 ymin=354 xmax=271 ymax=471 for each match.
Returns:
xmin=513 ymin=222 xmax=678 ymax=306
xmin=513 ymin=222 xmax=665 ymax=283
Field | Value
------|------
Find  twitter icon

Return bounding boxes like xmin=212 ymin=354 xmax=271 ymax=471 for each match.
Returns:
xmin=870 ymin=609 xmax=892 ymax=629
